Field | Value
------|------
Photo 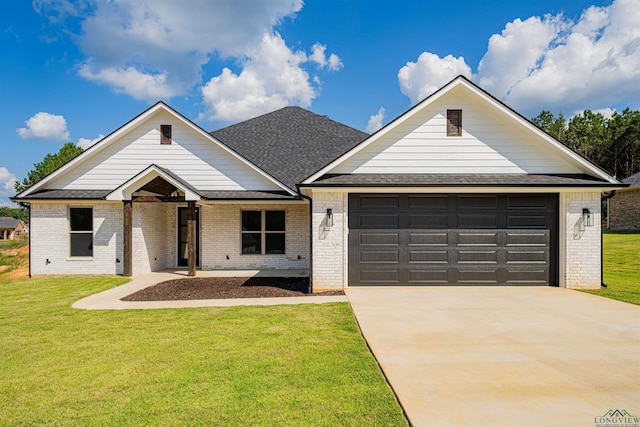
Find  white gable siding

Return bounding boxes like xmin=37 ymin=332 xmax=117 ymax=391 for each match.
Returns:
xmin=47 ymin=110 xmax=281 ymax=191
xmin=331 ymin=89 xmax=583 ymax=175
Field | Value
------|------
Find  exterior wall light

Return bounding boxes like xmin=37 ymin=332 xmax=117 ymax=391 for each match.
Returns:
xmin=582 ymin=208 xmax=593 ymax=227
xmin=326 ymin=208 xmax=333 ymax=227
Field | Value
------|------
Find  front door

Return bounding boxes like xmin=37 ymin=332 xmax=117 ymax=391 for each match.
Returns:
xmin=177 ymin=207 xmax=199 ymax=267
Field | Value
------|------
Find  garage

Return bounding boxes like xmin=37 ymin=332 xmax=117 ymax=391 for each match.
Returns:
xmin=348 ymin=193 xmax=558 ymax=286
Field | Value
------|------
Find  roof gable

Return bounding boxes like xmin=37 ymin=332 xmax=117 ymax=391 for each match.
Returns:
xmin=211 ymin=106 xmax=368 ymax=190
xmin=303 ymin=76 xmax=619 ymax=184
xmin=18 ymin=102 xmax=294 ymax=198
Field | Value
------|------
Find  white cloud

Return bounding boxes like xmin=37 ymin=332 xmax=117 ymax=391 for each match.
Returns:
xmin=0 ymin=167 xmax=17 ymax=193
xmin=398 ymin=0 xmax=640 ymax=116
xmin=310 ymin=43 xmax=343 ymax=71
xmin=78 ymin=64 xmax=178 ymax=100
xmin=398 ymin=52 xmax=472 ymax=104
xmin=17 ymin=112 xmax=70 ymax=140
xmin=35 ymin=0 xmax=324 ymax=103
xmin=366 ymin=107 xmax=386 ymax=133
xmin=201 ymin=32 xmax=339 ymax=122
xmin=77 ymin=133 xmax=104 ymax=149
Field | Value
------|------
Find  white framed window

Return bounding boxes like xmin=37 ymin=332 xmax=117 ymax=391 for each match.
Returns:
xmin=69 ymin=207 xmax=93 ymax=257
xmin=241 ymin=210 xmax=285 ymax=255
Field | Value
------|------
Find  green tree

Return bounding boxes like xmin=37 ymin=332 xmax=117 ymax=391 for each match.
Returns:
xmin=531 ymin=110 xmax=567 ymax=142
xmin=14 ymin=142 xmax=83 ymax=194
xmin=0 ymin=206 xmax=28 ymax=223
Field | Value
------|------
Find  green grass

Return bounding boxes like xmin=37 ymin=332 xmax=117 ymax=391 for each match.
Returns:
xmin=0 ymin=276 xmax=407 ymax=426
xmin=582 ymin=230 xmax=640 ymax=305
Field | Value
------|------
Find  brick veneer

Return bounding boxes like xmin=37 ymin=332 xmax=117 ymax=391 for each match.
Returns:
xmin=609 ymin=188 xmax=640 ymax=230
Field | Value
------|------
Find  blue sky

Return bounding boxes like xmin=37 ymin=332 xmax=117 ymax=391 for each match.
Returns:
xmin=2 ymin=0 xmax=638 ymax=207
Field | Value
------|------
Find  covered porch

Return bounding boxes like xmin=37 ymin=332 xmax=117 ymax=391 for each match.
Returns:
xmin=110 ymin=165 xmax=310 ymax=278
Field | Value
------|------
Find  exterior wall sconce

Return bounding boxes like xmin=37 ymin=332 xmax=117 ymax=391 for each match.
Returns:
xmin=326 ymin=208 xmax=333 ymax=227
xmin=582 ymin=208 xmax=593 ymax=227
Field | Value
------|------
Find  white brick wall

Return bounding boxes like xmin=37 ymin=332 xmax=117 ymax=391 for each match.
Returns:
xmin=132 ymin=203 xmax=170 ymax=274
xmin=30 ymin=201 xmax=309 ymax=276
xmin=311 ymin=191 xmax=348 ymax=290
xmin=561 ymin=191 xmax=602 ymax=289
xmin=31 ymin=202 xmax=123 ymax=275
xmin=200 ymin=203 xmax=309 ymax=271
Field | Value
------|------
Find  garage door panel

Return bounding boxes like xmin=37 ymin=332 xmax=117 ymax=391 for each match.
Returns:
xmin=457 ymin=195 xmax=498 ymax=209
xmin=506 ymin=249 xmax=548 ymax=263
xmin=408 ymin=231 xmax=448 ymax=246
xmin=349 ymin=194 xmax=557 ymax=286
xmin=408 ymin=269 xmax=449 ymax=283
xmin=358 ymin=195 xmax=400 ymax=209
xmin=456 ymin=231 xmax=499 ymax=246
xmin=506 ymin=231 xmax=548 ymax=246
xmin=359 ymin=250 xmax=399 ymax=263
xmin=457 ymin=269 xmax=499 ymax=283
xmin=408 ymin=195 xmax=449 ymax=209
xmin=358 ymin=269 xmax=400 ymax=283
xmin=457 ymin=214 xmax=498 ymax=228
xmin=408 ymin=250 xmax=448 ymax=263
xmin=458 ymin=250 xmax=499 ymax=263
xmin=359 ymin=232 xmax=400 ymax=246
xmin=359 ymin=214 xmax=400 ymax=228
xmin=505 ymin=268 xmax=548 ymax=284
xmin=408 ymin=214 xmax=448 ymax=228
xmin=507 ymin=215 xmax=548 ymax=228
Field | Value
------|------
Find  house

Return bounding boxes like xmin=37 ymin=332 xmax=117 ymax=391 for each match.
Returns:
xmin=0 ymin=217 xmax=26 ymax=240
xmin=608 ymin=171 xmax=640 ymax=230
xmin=13 ymin=76 xmax=625 ymax=290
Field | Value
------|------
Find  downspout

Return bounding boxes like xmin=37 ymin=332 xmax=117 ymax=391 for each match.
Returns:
xmin=600 ymin=190 xmax=617 ymax=288
xmin=299 ymin=191 xmax=313 ymax=294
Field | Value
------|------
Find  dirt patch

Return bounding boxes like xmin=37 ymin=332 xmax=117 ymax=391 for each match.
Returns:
xmin=121 ymin=276 xmax=344 ymax=301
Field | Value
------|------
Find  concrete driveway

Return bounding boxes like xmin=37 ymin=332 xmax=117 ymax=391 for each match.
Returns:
xmin=346 ymin=286 xmax=640 ymax=427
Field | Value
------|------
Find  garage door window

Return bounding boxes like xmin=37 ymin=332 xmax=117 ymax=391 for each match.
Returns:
xmin=241 ymin=210 xmax=285 ymax=255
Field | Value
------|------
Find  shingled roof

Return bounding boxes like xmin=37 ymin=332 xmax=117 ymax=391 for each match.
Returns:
xmin=622 ymin=171 xmax=640 ymax=188
xmin=0 ymin=217 xmax=21 ymax=229
xmin=210 ymin=106 xmax=369 ymax=191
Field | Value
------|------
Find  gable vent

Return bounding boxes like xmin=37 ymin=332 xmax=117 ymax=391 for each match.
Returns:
xmin=160 ymin=124 xmax=172 ymax=144
xmin=447 ymin=110 xmax=462 ymax=136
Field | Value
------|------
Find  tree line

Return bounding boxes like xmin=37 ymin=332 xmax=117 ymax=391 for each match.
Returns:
xmin=531 ymin=108 xmax=640 ymax=179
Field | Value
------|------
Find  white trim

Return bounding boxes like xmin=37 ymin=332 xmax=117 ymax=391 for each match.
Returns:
xmin=106 ymin=165 xmax=201 ymax=201
xmin=18 ymin=102 xmax=295 ymax=198
xmin=302 ymin=76 xmax=619 ymax=184
xmin=306 ymin=186 xmax=607 ymax=194
xmin=558 ymin=193 xmax=567 ymax=288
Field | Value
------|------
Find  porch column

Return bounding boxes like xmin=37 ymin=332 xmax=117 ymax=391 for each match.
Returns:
xmin=187 ymin=201 xmax=196 ymax=277
xmin=123 ymin=200 xmax=133 ymax=277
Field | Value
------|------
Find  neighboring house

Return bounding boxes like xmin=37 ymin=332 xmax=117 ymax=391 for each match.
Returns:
xmin=13 ymin=76 xmax=625 ymax=289
xmin=609 ymin=171 xmax=640 ymax=230
xmin=0 ymin=217 xmax=26 ymax=240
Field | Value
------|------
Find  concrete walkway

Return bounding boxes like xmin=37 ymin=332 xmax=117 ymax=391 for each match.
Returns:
xmin=73 ymin=269 xmax=347 ymax=310
xmin=346 ymin=286 xmax=640 ymax=427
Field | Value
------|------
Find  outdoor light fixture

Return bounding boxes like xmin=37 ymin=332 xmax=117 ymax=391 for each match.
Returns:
xmin=582 ymin=208 xmax=593 ymax=227
xmin=326 ymin=208 xmax=333 ymax=227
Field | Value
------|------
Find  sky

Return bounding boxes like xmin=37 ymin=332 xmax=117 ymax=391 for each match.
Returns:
xmin=1 ymin=0 xmax=639 ymax=207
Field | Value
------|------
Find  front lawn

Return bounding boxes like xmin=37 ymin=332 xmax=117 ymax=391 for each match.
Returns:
xmin=0 ymin=276 xmax=407 ymax=426
xmin=582 ymin=230 xmax=640 ymax=305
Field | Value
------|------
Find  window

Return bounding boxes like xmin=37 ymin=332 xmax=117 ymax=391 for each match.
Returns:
xmin=69 ymin=208 xmax=93 ymax=257
xmin=241 ymin=210 xmax=285 ymax=255
xmin=160 ymin=124 xmax=172 ymax=144
xmin=15 ymin=230 xmax=21 ymax=236
xmin=447 ymin=109 xmax=462 ymax=136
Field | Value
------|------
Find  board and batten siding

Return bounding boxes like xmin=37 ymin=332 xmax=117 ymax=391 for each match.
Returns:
xmin=331 ymin=89 xmax=584 ymax=175
xmin=46 ymin=110 xmax=282 ymax=192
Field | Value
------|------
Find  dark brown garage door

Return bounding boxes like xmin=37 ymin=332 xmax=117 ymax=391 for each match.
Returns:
xmin=348 ymin=194 xmax=558 ymax=286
